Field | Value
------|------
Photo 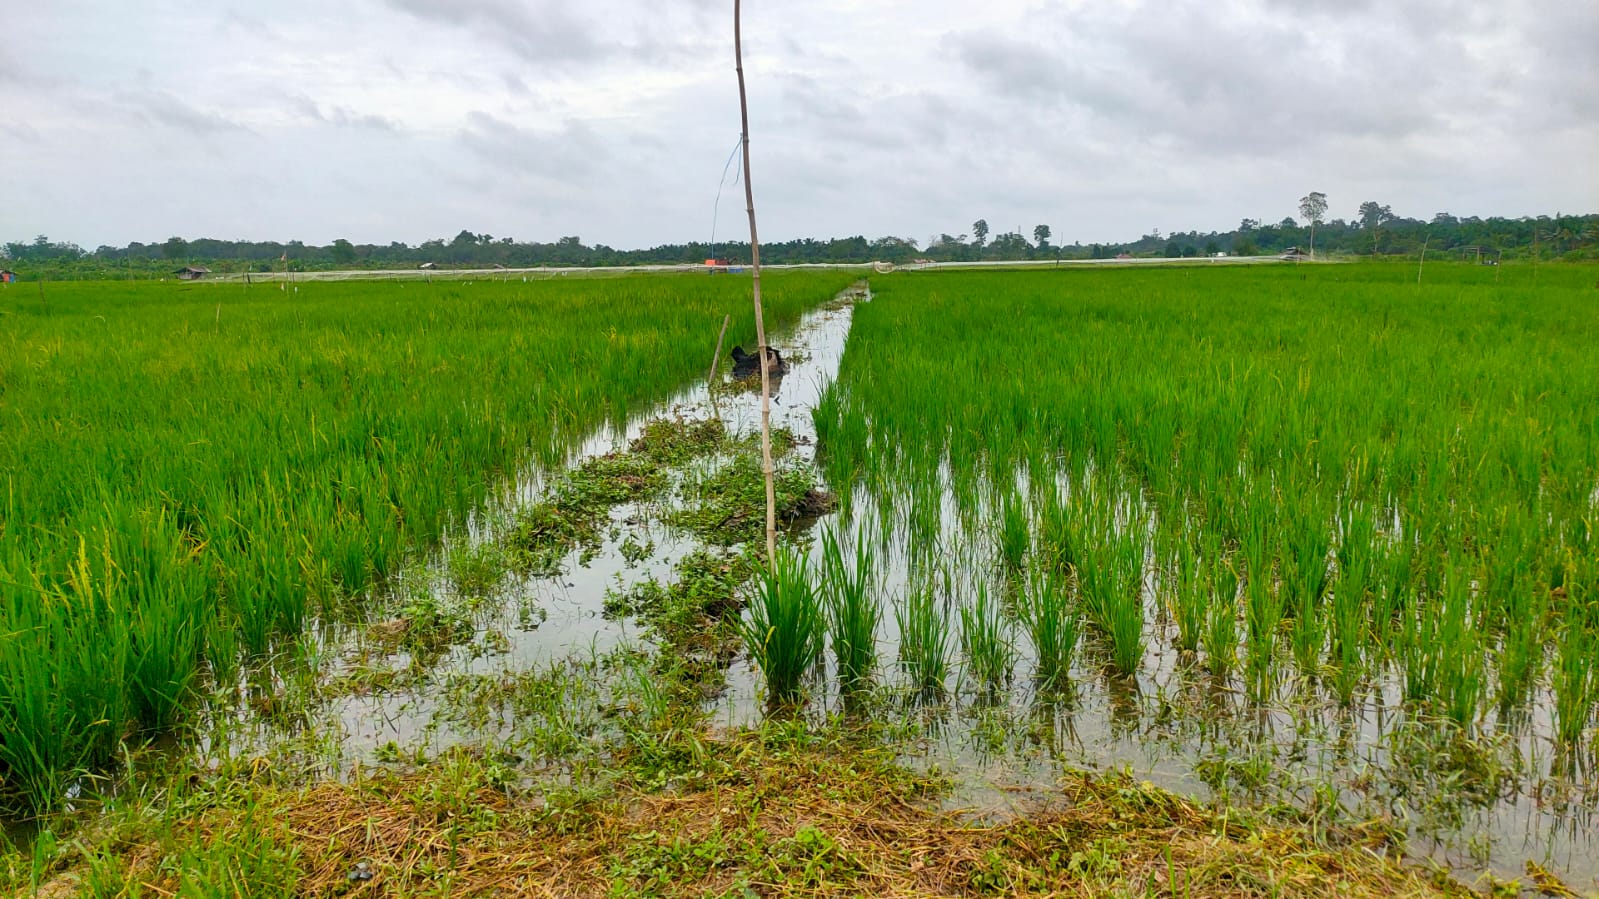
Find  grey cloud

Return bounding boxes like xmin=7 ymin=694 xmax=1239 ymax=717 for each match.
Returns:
xmin=122 ymin=90 xmax=249 ymax=136
xmin=456 ymin=111 xmax=608 ymax=185
xmin=292 ymin=96 xmax=399 ymax=132
xmin=946 ymin=2 xmax=1472 ymax=157
xmin=382 ymin=0 xmax=610 ymax=65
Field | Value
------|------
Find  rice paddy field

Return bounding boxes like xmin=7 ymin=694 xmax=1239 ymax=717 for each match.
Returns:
xmin=0 ymin=271 xmax=854 ymax=810
xmin=804 ymin=262 xmax=1599 ymax=882
xmin=3 ymin=261 xmax=1597 ymax=896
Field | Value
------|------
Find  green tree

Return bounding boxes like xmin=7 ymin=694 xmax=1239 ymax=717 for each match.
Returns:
xmin=1033 ymin=224 xmax=1051 ymax=249
xmin=161 ymin=236 xmax=188 ymax=261
xmin=1298 ymin=192 xmax=1327 ymax=257
xmin=1357 ymin=201 xmax=1393 ymax=255
xmin=972 ymin=219 xmax=989 ymax=255
xmin=330 ymin=238 xmax=356 ymax=266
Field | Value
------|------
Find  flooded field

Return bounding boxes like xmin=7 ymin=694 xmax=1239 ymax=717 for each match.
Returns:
xmin=192 ymin=266 xmax=1596 ymax=890
xmin=4 ymin=264 xmax=1596 ymax=895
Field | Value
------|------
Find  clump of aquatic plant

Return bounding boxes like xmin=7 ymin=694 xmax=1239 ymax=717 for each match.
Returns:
xmin=739 ymin=549 xmax=825 ymax=708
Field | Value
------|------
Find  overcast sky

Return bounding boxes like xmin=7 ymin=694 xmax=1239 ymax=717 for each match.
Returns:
xmin=3 ymin=0 xmax=1595 ymax=250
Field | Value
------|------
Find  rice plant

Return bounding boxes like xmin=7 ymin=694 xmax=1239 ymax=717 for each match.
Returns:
xmin=1170 ymin=532 xmax=1205 ymax=654
xmin=896 ymin=581 xmax=952 ymax=699
xmin=739 ymin=548 xmax=825 ymax=708
xmin=1077 ymin=516 xmax=1147 ymax=680
xmin=820 ymin=527 xmax=880 ymax=694
xmin=994 ymin=490 xmax=1032 ymax=576
xmin=1021 ymin=565 xmax=1079 ymax=692
xmin=0 ymin=271 xmax=859 ymax=808
xmin=1328 ymin=508 xmax=1373 ymax=706
xmin=1202 ymin=542 xmax=1240 ymax=680
xmin=959 ymin=582 xmax=1016 ymax=692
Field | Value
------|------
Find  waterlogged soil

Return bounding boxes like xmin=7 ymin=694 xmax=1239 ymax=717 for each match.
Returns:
xmin=199 ymin=283 xmax=1594 ymax=894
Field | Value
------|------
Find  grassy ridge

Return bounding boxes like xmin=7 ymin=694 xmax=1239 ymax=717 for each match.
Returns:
xmin=815 ymin=263 xmax=1599 ymax=729
xmin=0 ymin=271 xmax=854 ymax=810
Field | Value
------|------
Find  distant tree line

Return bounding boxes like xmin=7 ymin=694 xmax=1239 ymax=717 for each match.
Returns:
xmin=5 ymin=208 xmax=1596 ymax=280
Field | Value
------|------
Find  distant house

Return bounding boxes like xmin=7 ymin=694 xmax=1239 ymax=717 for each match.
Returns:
xmin=174 ymin=265 xmax=211 ymax=280
xmin=1279 ymin=247 xmax=1310 ymax=260
xmin=0 ymin=270 xmax=16 ymax=283
xmin=418 ymin=262 xmax=438 ymax=270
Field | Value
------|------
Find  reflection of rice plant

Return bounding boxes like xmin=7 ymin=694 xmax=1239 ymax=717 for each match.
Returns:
xmin=960 ymin=582 xmax=1015 ymax=691
xmin=821 ymin=528 xmax=879 ymax=694
xmin=897 ymin=583 xmax=951 ymax=698
xmin=1021 ymin=566 xmax=1079 ymax=692
xmin=739 ymin=548 xmax=823 ymax=707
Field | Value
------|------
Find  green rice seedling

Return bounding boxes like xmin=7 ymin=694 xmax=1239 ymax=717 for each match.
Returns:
xmin=806 ymin=262 xmax=1599 ymax=831
xmin=959 ymin=582 xmax=1016 ymax=692
xmin=1329 ymin=507 xmax=1374 ymax=706
xmin=994 ymin=489 xmax=1032 ymax=576
xmin=1169 ymin=532 xmax=1205 ymax=654
xmin=1243 ymin=554 xmax=1280 ymax=704
xmin=1370 ymin=536 xmax=1415 ymax=667
xmin=1398 ymin=560 xmax=1484 ymax=727
xmin=1284 ymin=514 xmax=1331 ymax=678
xmin=896 ymin=581 xmax=952 ymax=699
xmin=1494 ymin=573 xmax=1546 ymax=715
xmin=820 ymin=528 xmax=880 ymax=694
xmin=1035 ymin=487 xmax=1079 ymax=575
xmin=1077 ymin=521 xmax=1146 ymax=680
xmin=1021 ymin=565 xmax=1080 ymax=692
xmin=739 ymin=548 xmax=825 ymax=708
xmin=1435 ymin=561 xmax=1486 ymax=728
xmin=1551 ymin=572 xmax=1595 ymax=746
xmin=1202 ymin=542 xmax=1240 ymax=680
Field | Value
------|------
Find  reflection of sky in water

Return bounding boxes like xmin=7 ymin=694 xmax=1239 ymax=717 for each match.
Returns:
xmin=216 ymin=287 xmax=1598 ymax=892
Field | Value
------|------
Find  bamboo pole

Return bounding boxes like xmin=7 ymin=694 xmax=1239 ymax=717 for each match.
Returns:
xmin=734 ymin=0 xmax=777 ymax=566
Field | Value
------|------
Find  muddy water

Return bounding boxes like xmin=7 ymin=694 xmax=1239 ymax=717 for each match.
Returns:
xmin=216 ymin=282 xmax=1594 ymax=892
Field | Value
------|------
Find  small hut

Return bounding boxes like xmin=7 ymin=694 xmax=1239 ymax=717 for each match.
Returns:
xmin=174 ymin=265 xmax=211 ymax=281
xmin=0 ymin=270 xmax=17 ymax=283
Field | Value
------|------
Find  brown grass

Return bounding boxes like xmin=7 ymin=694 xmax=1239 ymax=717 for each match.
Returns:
xmin=43 ymin=729 xmax=1473 ymax=898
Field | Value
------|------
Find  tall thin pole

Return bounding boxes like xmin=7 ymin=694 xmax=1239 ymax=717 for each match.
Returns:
xmin=735 ymin=0 xmax=777 ymax=565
